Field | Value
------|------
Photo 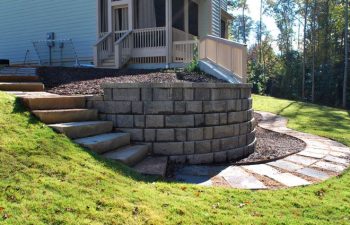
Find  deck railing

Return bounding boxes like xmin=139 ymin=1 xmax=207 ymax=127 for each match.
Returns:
xmin=94 ymin=32 xmax=114 ymax=67
xmin=173 ymin=40 xmax=198 ymax=63
xmin=199 ymin=35 xmax=248 ymax=82
xmin=133 ymin=27 xmax=166 ymax=48
xmin=115 ymin=30 xmax=133 ymax=68
xmin=114 ymin=30 xmax=128 ymax=42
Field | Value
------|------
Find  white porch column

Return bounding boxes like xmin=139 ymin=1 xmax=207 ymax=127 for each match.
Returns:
xmin=108 ymin=0 xmax=112 ymax=32
xmin=184 ymin=0 xmax=189 ymax=41
xmin=166 ymin=0 xmax=173 ymax=64
xmin=128 ymin=0 xmax=133 ymax=30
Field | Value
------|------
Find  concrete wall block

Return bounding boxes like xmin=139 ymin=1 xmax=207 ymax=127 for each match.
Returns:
xmin=219 ymin=113 xmax=228 ymax=124
xmin=187 ymin=153 xmax=214 ymax=164
xmin=226 ymin=100 xmax=237 ymax=111
xmin=247 ymin=109 xmax=254 ymax=120
xmin=115 ymin=101 xmax=132 ymax=114
xmin=174 ymin=101 xmax=186 ymax=114
xmin=144 ymin=129 xmax=156 ymax=142
xmin=104 ymin=88 xmax=113 ymax=101
xmin=213 ymin=125 xmax=234 ymax=139
xmin=205 ymin=113 xmax=220 ymax=126
xmin=134 ymin=115 xmax=145 ymax=128
xmin=99 ymin=113 xmax=107 ymax=121
xmin=214 ymin=151 xmax=227 ymax=163
xmin=146 ymin=115 xmax=164 ymax=128
xmin=227 ymin=148 xmax=245 ymax=162
xmin=183 ymin=88 xmax=194 ymax=100
xmin=132 ymin=102 xmax=144 ymax=114
xmin=166 ymin=115 xmax=194 ymax=128
xmin=116 ymin=115 xmax=134 ymax=128
xmin=144 ymin=101 xmax=173 ymax=114
xmin=184 ymin=142 xmax=195 ymax=154
xmin=186 ymin=101 xmax=202 ymax=113
xmin=228 ymin=111 xmax=244 ymax=124
xmin=241 ymin=99 xmax=249 ymax=111
xmin=211 ymin=139 xmax=221 ymax=152
xmin=93 ymin=101 xmax=105 ymax=112
xmin=153 ymin=88 xmax=183 ymax=101
xmin=247 ymin=130 xmax=256 ymax=144
xmin=156 ymin=129 xmax=175 ymax=142
xmin=194 ymin=88 xmax=211 ymax=100
xmin=194 ymin=114 xmax=205 ymax=126
xmin=203 ymin=100 xmax=227 ymax=113
xmin=141 ymin=88 xmax=153 ymax=101
xmin=204 ymin=127 xmax=213 ymax=139
xmin=240 ymin=88 xmax=251 ymax=99
xmin=233 ymin=124 xmax=240 ymax=136
xmin=236 ymin=100 xmax=242 ymax=111
xmin=119 ymin=128 xmax=143 ymax=141
xmin=187 ymin=128 xmax=204 ymax=141
xmin=169 ymin=155 xmax=187 ymax=164
xmin=153 ymin=142 xmax=184 ymax=155
xmin=195 ymin=140 xmax=212 ymax=154
xmin=113 ymin=88 xmax=140 ymax=101
xmin=175 ymin=128 xmax=187 ymax=141
xmin=238 ymin=135 xmax=247 ymax=147
xmin=106 ymin=114 xmax=116 ymax=126
xmin=104 ymin=101 xmax=116 ymax=113
xmin=211 ymin=88 xmax=231 ymax=100
xmin=220 ymin=136 xmax=239 ymax=150
xmin=248 ymin=98 xmax=253 ymax=109
xmin=239 ymin=122 xmax=249 ymax=135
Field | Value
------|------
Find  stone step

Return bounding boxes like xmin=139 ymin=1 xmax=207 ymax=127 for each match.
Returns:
xmin=21 ymin=96 xmax=86 ymax=110
xmin=75 ymin=132 xmax=130 ymax=154
xmin=49 ymin=121 xmax=113 ymax=139
xmin=0 ymin=75 xmax=40 ymax=82
xmin=133 ymin=156 xmax=168 ymax=177
xmin=0 ymin=82 xmax=44 ymax=92
xmin=103 ymin=145 xmax=149 ymax=166
xmin=32 ymin=109 xmax=98 ymax=124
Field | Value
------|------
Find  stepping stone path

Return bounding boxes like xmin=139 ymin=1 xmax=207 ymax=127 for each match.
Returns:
xmin=173 ymin=111 xmax=350 ymax=189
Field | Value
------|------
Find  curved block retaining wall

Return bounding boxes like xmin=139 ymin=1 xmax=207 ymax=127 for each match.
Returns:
xmin=88 ymin=83 xmax=256 ymax=164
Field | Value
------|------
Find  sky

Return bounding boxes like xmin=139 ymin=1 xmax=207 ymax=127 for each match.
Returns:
xmin=231 ymin=0 xmax=280 ymax=50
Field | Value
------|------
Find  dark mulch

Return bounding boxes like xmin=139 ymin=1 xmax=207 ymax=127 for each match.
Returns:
xmin=235 ymin=113 xmax=306 ymax=164
xmin=37 ymin=67 xmax=226 ymax=95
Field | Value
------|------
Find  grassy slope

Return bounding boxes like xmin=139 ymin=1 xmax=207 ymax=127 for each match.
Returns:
xmin=0 ymin=92 xmax=350 ymax=225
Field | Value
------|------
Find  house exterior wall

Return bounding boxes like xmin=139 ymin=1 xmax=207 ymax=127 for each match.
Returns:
xmin=211 ymin=0 xmax=222 ymax=37
xmin=0 ymin=0 xmax=97 ymax=65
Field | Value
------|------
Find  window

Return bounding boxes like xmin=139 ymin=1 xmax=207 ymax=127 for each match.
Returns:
xmin=188 ymin=1 xmax=198 ymax=36
xmin=172 ymin=0 xmax=184 ymax=31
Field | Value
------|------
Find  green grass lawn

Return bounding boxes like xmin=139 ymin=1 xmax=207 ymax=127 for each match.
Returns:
xmin=1 ymin=92 xmax=350 ymax=225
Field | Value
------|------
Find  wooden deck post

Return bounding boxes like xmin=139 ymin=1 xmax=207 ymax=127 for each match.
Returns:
xmin=166 ymin=0 xmax=173 ymax=64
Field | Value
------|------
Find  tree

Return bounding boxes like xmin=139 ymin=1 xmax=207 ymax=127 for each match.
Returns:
xmin=344 ymin=0 xmax=349 ymax=108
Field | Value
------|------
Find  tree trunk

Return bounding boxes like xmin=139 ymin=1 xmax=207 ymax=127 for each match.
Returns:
xmin=302 ymin=0 xmax=308 ymax=100
xmin=312 ymin=0 xmax=317 ymax=103
xmin=344 ymin=0 xmax=349 ymax=108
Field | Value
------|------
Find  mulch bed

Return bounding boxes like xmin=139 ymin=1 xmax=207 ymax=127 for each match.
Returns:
xmin=37 ymin=67 xmax=226 ymax=95
xmin=235 ymin=113 xmax=306 ymax=164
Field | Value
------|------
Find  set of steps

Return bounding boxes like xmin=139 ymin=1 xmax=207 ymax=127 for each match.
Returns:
xmin=100 ymin=56 xmax=115 ymax=68
xmin=0 ymin=67 xmax=45 ymax=92
xmin=21 ymin=95 xmax=149 ymax=166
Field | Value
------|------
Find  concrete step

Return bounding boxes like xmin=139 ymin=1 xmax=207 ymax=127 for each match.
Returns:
xmin=32 ymin=109 xmax=98 ymax=124
xmin=0 ymin=82 xmax=44 ymax=92
xmin=103 ymin=145 xmax=149 ymax=166
xmin=75 ymin=132 xmax=130 ymax=154
xmin=133 ymin=156 xmax=168 ymax=177
xmin=49 ymin=121 xmax=113 ymax=139
xmin=21 ymin=96 xmax=87 ymax=110
xmin=0 ymin=75 xmax=40 ymax=82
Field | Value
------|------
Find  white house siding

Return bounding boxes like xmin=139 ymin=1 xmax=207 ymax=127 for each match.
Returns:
xmin=0 ymin=0 xmax=97 ymax=65
xmin=221 ymin=0 xmax=227 ymax=11
xmin=211 ymin=0 xmax=221 ymax=37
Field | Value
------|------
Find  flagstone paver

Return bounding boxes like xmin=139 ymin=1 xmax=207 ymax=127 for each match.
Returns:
xmin=172 ymin=112 xmax=350 ymax=189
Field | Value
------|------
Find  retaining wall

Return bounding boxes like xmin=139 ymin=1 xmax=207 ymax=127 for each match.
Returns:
xmin=88 ymin=83 xmax=256 ymax=164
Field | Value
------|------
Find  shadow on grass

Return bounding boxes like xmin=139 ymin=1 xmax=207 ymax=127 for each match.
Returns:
xmin=12 ymin=98 xmax=40 ymax=125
